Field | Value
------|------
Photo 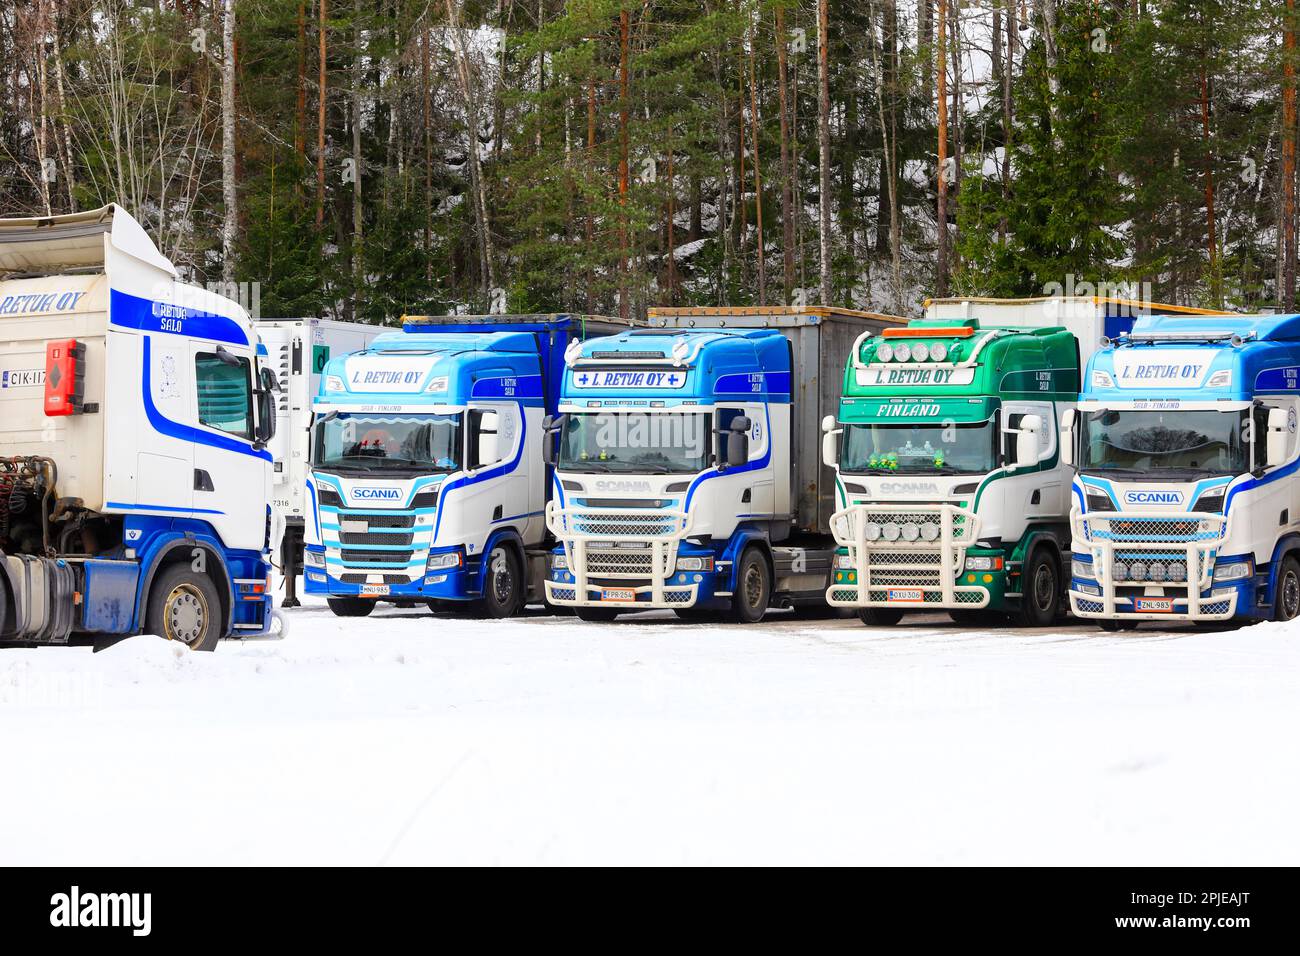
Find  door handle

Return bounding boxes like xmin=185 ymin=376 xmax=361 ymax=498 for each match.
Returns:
xmin=194 ymin=469 xmax=215 ymax=492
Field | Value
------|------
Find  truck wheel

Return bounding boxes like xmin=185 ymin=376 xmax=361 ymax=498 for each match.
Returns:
xmin=1274 ymin=555 xmax=1300 ymax=621
xmin=478 ymin=545 xmax=523 ymax=618
xmin=145 ymin=564 xmax=222 ymax=652
xmin=575 ymin=606 xmax=620 ymax=622
xmin=857 ymin=607 xmax=904 ymax=626
xmin=1015 ymin=548 xmax=1061 ymax=627
xmin=729 ymin=547 xmax=771 ymax=623
xmin=327 ymin=597 xmax=375 ymax=617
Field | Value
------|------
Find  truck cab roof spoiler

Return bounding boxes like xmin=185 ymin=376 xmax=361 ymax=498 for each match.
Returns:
xmin=0 ymin=203 xmax=176 ymax=279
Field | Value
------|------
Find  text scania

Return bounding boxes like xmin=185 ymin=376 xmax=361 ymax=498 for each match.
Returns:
xmin=352 ymin=487 xmax=403 ymax=500
xmin=49 ymin=886 xmax=151 ymax=937
xmin=1125 ymin=491 xmax=1185 ymax=505
xmin=875 ymin=402 xmax=943 ymax=417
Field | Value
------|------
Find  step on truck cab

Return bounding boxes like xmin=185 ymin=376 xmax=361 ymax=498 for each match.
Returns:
xmin=303 ymin=314 xmax=631 ymax=617
xmin=543 ymin=306 xmax=905 ymax=622
xmin=0 ymin=205 xmax=279 ymax=651
xmin=823 ymin=317 xmax=1085 ymax=627
xmin=255 ymin=316 xmax=385 ymax=607
xmin=1066 ymin=313 xmax=1300 ymax=626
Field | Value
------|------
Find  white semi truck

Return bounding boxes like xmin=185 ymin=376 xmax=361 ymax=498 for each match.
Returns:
xmin=256 ymin=317 xmax=386 ymax=606
xmin=0 ymin=205 xmax=280 ymax=650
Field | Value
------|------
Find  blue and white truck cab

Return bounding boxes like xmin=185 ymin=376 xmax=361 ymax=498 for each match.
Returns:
xmin=303 ymin=314 xmax=629 ymax=617
xmin=542 ymin=306 xmax=902 ymax=622
xmin=1065 ymin=313 xmax=1300 ymax=626
xmin=0 ymin=205 xmax=279 ymax=651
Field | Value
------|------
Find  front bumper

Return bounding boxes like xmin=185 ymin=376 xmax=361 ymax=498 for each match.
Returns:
xmin=304 ymin=547 xmax=479 ymax=600
xmin=825 ymin=502 xmax=989 ymax=609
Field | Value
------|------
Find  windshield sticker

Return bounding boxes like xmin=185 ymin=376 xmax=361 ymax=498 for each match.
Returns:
xmin=856 ymin=366 xmax=975 ymax=387
xmin=572 ymin=369 xmax=686 ymax=389
xmin=1112 ymin=350 xmax=1213 ymax=388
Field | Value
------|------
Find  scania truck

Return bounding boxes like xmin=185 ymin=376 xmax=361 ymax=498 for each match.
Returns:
xmin=542 ymin=306 xmax=905 ymax=622
xmin=303 ymin=314 xmax=630 ymax=617
xmin=256 ymin=316 xmax=386 ymax=606
xmin=1066 ymin=312 xmax=1300 ymax=626
xmin=0 ymin=205 xmax=279 ymax=651
xmin=822 ymin=317 xmax=1084 ymax=626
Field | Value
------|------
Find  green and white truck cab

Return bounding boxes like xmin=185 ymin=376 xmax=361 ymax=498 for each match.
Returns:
xmin=822 ymin=318 xmax=1084 ymax=627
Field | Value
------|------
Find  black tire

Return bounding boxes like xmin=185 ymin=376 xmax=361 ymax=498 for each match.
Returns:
xmin=729 ymin=547 xmax=771 ymax=624
xmin=1097 ymin=619 xmax=1139 ymax=632
xmin=857 ymin=607 xmax=904 ymax=626
xmin=477 ymin=545 xmax=523 ymax=618
xmin=1015 ymin=548 xmax=1061 ymax=627
xmin=1275 ymin=555 xmax=1300 ymax=621
xmin=948 ymin=609 xmax=1010 ymax=627
xmin=144 ymin=564 xmax=222 ymax=651
xmin=575 ymin=606 xmax=621 ymax=623
xmin=327 ymin=597 xmax=375 ymax=617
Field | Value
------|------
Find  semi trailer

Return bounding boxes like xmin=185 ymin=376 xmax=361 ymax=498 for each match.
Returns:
xmin=823 ymin=316 xmax=1085 ymax=626
xmin=255 ymin=316 xmax=386 ymax=606
xmin=303 ymin=314 xmax=631 ymax=617
xmin=1067 ymin=312 xmax=1300 ymax=626
xmin=542 ymin=306 xmax=906 ymax=622
xmin=0 ymin=205 xmax=279 ymax=651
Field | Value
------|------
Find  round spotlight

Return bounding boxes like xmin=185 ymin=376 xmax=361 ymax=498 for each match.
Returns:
xmin=929 ymin=343 xmax=948 ymax=362
xmin=1113 ymin=562 xmax=1129 ymax=581
xmin=894 ymin=348 xmax=911 ymax=363
xmin=1149 ymin=563 xmax=1167 ymax=583
xmin=1129 ymin=561 xmax=1148 ymax=582
xmin=882 ymin=522 xmax=901 ymax=541
xmin=910 ymin=343 xmax=929 ymax=362
xmin=864 ymin=522 xmax=882 ymax=541
xmin=875 ymin=342 xmax=894 ymax=362
xmin=920 ymin=523 xmax=940 ymax=542
xmin=901 ymin=522 xmax=920 ymax=542
xmin=1168 ymin=561 xmax=1187 ymax=582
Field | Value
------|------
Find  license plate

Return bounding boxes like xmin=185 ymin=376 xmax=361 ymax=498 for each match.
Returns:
xmin=359 ymin=584 xmax=389 ymax=596
xmin=1134 ymin=597 xmax=1174 ymax=613
xmin=341 ymin=519 xmax=368 ymax=533
xmin=601 ymin=588 xmax=636 ymax=603
xmin=887 ymin=588 xmax=925 ymax=603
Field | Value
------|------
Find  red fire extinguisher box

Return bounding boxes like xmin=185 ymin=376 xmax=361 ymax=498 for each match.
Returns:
xmin=43 ymin=339 xmax=85 ymax=416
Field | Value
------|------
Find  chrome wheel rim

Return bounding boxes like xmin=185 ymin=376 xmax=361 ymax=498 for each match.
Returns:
xmin=1283 ymin=571 xmax=1300 ymax=619
xmin=165 ymin=583 xmax=208 ymax=645
xmin=743 ymin=562 xmax=764 ymax=609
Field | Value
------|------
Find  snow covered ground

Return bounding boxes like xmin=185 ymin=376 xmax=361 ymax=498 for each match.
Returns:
xmin=3 ymin=585 xmax=1299 ymax=866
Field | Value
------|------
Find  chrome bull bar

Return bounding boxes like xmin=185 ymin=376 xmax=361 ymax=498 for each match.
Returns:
xmin=826 ymin=503 xmax=986 ymax=609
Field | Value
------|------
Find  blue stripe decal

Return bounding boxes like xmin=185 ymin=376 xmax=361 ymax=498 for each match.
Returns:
xmin=141 ymin=336 xmax=273 ymax=462
xmin=471 ymin=374 xmax=543 ymax=401
xmin=492 ymin=509 xmax=543 ymax=524
xmin=111 ymin=287 xmax=250 ymax=346
xmin=306 ymin=480 xmax=320 ymax=538
xmin=107 ymin=500 xmax=224 ymax=515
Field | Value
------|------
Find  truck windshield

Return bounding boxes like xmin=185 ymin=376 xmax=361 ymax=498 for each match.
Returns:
xmin=558 ymin=411 xmax=710 ymax=474
xmin=1080 ymin=408 xmax=1253 ymax=477
xmin=312 ymin=412 xmax=461 ymax=475
xmin=841 ymin=419 xmax=998 ymax=475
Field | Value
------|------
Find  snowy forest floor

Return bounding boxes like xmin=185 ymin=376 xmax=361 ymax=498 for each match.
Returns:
xmin=3 ymin=582 xmax=1299 ymax=865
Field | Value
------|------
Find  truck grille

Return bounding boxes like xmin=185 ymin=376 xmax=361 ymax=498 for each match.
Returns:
xmin=568 ymin=512 xmax=683 ymax=537
xmin=339 ymin=530 xmax=414 ymax=546
xmin=339 ymin=512 xmax=414 ymax=530
xmin=340 ymin=573 xmax=409 ymax=585
xmin=340 ymin=549 xmax=412 ymax=565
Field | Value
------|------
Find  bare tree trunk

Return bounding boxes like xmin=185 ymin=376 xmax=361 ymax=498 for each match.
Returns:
xmin=1284 ymin=0 xmax=1296 ymax=307
xmin=50 ymin=2 xmax=76 ymax=211
xmin=618 ymin=9 xmax=630 ymax=320
xmin=935 ymin=0 xmax=949 ymax=295
xmin=423 ymin=24 xmax=432 ymax=282
xmin=749 ymin=27 xmax=766 ymax=305
xmin=316 ymin=0 xmax=328 ymax=228
xmin=870 ymin=0 xmax=902 ymax=311
xmin=775 ymin=5 xmax=794 ymax=303
xmin=817 ymin=0 xmax=832 ymax=305
xmin=34 ymin=0 xmax=52 ymax=216
xmin=1001 ymin=0 xmax=1015 ymax=243
xmin=221 ymin=0 xmax=237 ymax=282
xmin=296 ymin=2 xmax=306 ymax=157
xmin=350 ymin=0 xmax=363 ymax=315
xmin=586 ymin=70 xmax=596 ymax=312
xmin=1200 ymin=64 xmax=1219 ymax=306
xmin=666 ymin=146 xmax=677 ymax=304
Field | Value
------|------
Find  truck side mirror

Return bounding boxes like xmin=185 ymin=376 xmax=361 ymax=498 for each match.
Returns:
xmin=1059 ymin=408 xmax=1076 ymax=468
xmin=1267 ymin=407 xmax=1289 ymax=468
xmin=255 ymin=366 xmax=278 ymax=445
xmin=1014 ymin=414 xmax=1043 ymax=469
xmin=723 ymin=416 xmax=751 ymax=469
xmin=821 ymin=415 xmax=840 ymax=468
xmin=471 ymin=410 xmax=500 ymax=469
xmin=541 ymin=413 xmax=564 ymax=466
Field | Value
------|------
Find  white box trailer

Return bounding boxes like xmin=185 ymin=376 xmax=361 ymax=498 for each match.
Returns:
xmin=254 ymin=317 xmax=388 ymax=605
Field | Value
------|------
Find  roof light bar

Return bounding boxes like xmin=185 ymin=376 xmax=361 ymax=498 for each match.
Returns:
xmin=880 ymin=326 xmax=976 ymax=338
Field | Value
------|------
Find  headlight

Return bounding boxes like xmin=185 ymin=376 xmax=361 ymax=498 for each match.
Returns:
xmin=833 ymin=554 xmax=855 ymax=569
xmin=882 ymin=522 xmax=901 ymax=541
xmin=325 ymin=374 xmax=345 ymax=392
xmin=426 ymin=550 xmax=463 ymax=571
xmin=901 ymin=522 xmax=920 ymax=542
xmin=928 ymin=343 xmax=948 ymax=362
xmin=875 ymin=342 xmax=894 ymax=362
xmin=910 ymin=343 xmax=928 ymax=362
xmin=424 ymin=375 xmax=449 ymax=393
xmin=920 ymin=523 xmax=940 ymax=542
xmin=964 ymin=556 xmax=994 ymax=571
xmin=1077 ymin=582 xmax=1101 ymax=596
xmin=550 ymin=553 xmax=568 ymax=570
xmin=676 ymin=556 xmax=714 ymax=572
xmin=304 ymin=549 xmax=325 ymax=568
xmin=1213 ymin=561 xmax=1252 ymax=582
xmin=864 ymin=522 xmax=882 ymax=541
